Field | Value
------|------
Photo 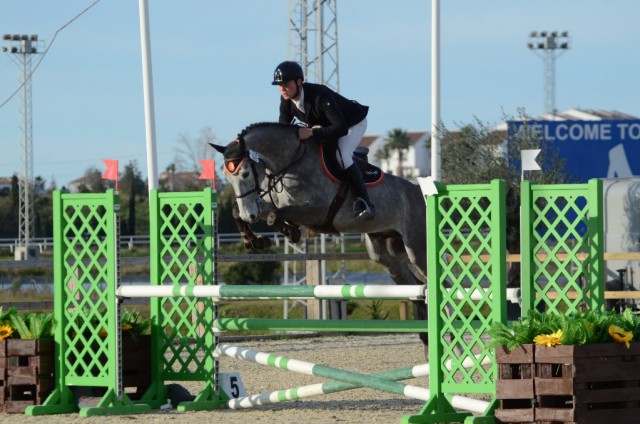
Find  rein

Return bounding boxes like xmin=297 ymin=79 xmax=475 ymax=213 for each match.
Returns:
xmin=263 ymin=140 xmax=306 ymax=203
xmin=230 ymin=136 xmax=307 ymax=203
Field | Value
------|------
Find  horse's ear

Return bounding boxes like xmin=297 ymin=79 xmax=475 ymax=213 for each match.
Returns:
xmin=209 ymin=143 xmax=226 ymax=154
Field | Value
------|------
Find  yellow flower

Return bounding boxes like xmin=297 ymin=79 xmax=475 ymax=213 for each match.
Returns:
xmin=0 ymin=324 xmax=13 ymax=340
xmin=609 ymin=325 xmax=633 ymax=348
xmin=99 ymin=327 xmax=108 ymax=338
xmin=122 ymin=323 xmax=133 ymax=332
xmin=534 ymin=329 xmax=563 ymax=347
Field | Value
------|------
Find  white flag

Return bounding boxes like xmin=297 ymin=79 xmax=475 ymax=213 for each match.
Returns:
xmin=418 ymin=176 xmax=439 ymax=196
xmin=521 ymin=149 xmax=541 ymax=171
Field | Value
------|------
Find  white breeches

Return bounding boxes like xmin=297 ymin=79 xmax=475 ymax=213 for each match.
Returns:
xmin=336 ymin=117 xmax=367 ymax=169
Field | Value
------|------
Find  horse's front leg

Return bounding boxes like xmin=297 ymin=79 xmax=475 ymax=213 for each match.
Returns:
xmin=266 ymin=211 xmax=301 ymax=244
xmin=232 ymin=202 xmax=272 ymax=250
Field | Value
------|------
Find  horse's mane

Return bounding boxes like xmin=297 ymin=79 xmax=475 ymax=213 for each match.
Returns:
xmin=237 ymin=122 xmax=297 ymax=139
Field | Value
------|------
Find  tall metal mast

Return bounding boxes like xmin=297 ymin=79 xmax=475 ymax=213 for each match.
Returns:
xmin=2 ymin=34 xmax=43 ymax=260
xmin=288 ymin=0 xmax=339 ymax=92
xmin=287 ymin=1 xmax=342 ymax=320
xmin=527 ymin=31 xmax=570 ymax=116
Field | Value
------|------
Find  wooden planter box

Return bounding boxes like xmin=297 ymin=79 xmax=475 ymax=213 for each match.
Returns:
xmin=534 ymin=343 xmax=640 ymax=423
xmin=495 ymin=344 xmax=535 ymax=423
xmin=121 ymin=334 xmax=152 ymax=400
xmin=90 ymin=334 xmax=152 ymax=402
xmin=495 ymin=343 xmax=640 ymax=424
xmin=0 ymin=339 xmax=54 ymax=414
xmin=1 ymin=334 xmax=151 ymax=413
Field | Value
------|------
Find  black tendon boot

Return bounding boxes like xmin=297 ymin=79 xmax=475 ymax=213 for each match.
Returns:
xmin=345 ymin=164 xmax=375 ymax=221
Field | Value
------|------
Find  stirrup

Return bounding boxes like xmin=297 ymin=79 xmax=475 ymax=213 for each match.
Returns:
xmin=353 ymin=198 xmax=375 ymax=221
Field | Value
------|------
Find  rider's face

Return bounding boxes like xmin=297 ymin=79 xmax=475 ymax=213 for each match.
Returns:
xmin=277 ymin=80 xmax=300 ymax=100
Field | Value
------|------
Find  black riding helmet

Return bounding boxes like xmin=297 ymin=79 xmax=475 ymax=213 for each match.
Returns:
xmin=271 ymin=61 xmax=303 ymax=85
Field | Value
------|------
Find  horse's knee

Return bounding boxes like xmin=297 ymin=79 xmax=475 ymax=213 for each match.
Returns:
xmin=266 ymin=211 xmax=279 ymax=227
xmin=265 ymin=211 xmax=300 ymax=244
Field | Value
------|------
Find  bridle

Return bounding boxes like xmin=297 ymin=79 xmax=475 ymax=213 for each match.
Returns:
xmin=223 ymin=136 xmax=307 ymax=203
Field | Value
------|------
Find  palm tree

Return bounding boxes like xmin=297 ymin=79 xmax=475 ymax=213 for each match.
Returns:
xmin=383 ymin=128 xmax=410 ymax=177
xmin=374 ymin=144 xmax=391 ymax=171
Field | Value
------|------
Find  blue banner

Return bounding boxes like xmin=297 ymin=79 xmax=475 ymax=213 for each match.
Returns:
xmin=507 ymin=119 xmax=640 ymax=182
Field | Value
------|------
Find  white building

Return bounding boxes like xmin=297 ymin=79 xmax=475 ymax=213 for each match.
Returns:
xmin=360 ymin=131 xmax=431 ymax=181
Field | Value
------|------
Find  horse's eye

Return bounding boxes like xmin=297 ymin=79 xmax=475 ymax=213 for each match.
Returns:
xmin=241 ymin=170 xmax=250 ymax=179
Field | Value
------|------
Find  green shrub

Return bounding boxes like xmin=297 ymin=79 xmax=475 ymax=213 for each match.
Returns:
xmin=222 ymin=243 xmax=281 ymax=285
xmin=9 ymin=312 xmax=55 ymax=339
xmin=489 ymin=308 xmax=640 ymax=350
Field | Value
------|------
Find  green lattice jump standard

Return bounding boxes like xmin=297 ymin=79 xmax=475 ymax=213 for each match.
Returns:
xmin=26 ymin=189 xmax=150 ymax=416
xmin=520 ymin=179 xmax=604 ymax=315
xmin=403 ymin=180 xmax=506 ymax=424
xmin=138 ymin=188 xmax=224 ymax=411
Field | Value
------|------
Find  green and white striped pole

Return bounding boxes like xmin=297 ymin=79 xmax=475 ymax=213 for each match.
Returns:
xmin=228 ymin=363 xmax=429 ymax=408
xmin=218 ymin=344 xmax=489 ymax=414
xmin=117 ymin=284 xmax=426 ymax=300
xmin=226 ymin=355 xmax=491 ymax=409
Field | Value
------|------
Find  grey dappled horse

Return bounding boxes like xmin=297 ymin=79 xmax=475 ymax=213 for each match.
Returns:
xmin=211 ymin=122 xmax=428 ymax=345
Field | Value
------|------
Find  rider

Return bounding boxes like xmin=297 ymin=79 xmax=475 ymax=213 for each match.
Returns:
xmin=271 ymin=60 xmax=375 ymax=221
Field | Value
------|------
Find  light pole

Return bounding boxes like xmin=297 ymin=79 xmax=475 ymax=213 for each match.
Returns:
xmin=527 ymin=31 xmax=570 ymax=116
xmin=2 ymin=34 xmax=43 ymax=260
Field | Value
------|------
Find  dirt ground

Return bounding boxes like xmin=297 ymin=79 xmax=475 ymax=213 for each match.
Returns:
xmin=0 ymin=334 xmax=483 ymax=424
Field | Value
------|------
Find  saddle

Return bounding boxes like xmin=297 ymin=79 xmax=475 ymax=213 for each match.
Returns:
xmin=313 ymin=143 xmax=384 ymax=234
xmin=319 ymin=144 xmax=384 ymax=186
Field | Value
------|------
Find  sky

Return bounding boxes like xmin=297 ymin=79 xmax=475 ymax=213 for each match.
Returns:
xmin=1 ymin=0 xmax=639 ymax=188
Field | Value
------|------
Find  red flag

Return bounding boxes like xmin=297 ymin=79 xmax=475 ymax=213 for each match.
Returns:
xmin=199 ymin=159 xmax=216 ymax=189
xmin=102 ymin=159 xmax=119 ymax=191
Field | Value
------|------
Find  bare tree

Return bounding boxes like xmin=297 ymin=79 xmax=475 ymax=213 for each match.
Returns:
xmin=77 ymin=166 xmax=107 ymax=193
xmin=173 ymin=126 xmax=217 ymax=172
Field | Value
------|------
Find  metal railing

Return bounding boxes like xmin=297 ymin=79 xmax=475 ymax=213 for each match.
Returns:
xmin=0 ymin=232 xmax=367 ymax=252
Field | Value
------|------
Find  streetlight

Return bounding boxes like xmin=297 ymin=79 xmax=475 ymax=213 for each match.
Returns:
xmin=2 ymin=33 xmax=44 ymax=260
xmin=527 ymin=31 xmax=570 ymax=116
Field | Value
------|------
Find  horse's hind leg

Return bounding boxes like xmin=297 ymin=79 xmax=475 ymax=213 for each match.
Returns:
xmin=365 ymin=234 xmax=428 ymax=349
xmin=365 ymin=234 xmax=425 ymax=283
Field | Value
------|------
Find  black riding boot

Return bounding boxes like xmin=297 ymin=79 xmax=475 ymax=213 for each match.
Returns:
xmin=345 ymin=164 xmax=375 ymax=221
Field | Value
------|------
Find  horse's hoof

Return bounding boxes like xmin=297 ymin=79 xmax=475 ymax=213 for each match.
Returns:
xmin=251 ymin=236 xmax=273 ymax=250
xmin=283 ymin=226 xmax=301 ymax=244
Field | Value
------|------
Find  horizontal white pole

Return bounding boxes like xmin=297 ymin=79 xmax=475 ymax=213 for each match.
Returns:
xmin=448 ymin=287 xmax=521 ymax=304
xmin=116 ymin=284 xmax=427 ymax=300
xmin=116 ymin=284 xmax=520 ymax=304
xmin=116 ymin=284 xmax=221 ymax=298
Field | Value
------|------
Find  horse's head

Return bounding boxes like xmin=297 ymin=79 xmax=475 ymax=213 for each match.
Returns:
xmin=211 ymin=122 xmax=308 ymax=224
xmin=210 ymin=137 xmax=266 ymax=223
